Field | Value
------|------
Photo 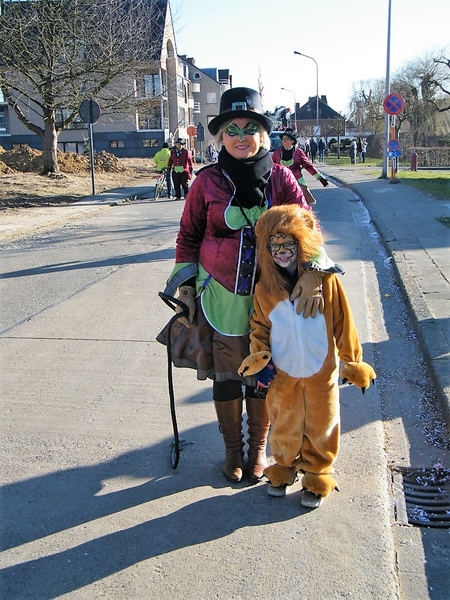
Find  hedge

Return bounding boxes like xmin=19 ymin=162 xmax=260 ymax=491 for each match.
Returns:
xmin=408 ymin=147 xmax=450 ymax=167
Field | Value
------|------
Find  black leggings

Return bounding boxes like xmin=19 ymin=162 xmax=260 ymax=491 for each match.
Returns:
xmin=213 ymin=379 xmax=259 ymax=402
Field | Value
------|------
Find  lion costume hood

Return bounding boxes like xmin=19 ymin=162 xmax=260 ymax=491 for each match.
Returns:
xmin=255 ymin=205 xmax=344 ymax=303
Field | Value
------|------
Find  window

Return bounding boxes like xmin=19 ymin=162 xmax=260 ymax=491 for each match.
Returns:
xmin=109 ymin=140 xmax=125 ymax=149
xmin=0 ymin=107 xmax=5 ymax=131
xmin=55 ymin=109 xmax=87 ymax=130
xmin=143 ymin=74 xmax=161 ymax=98
xmin=57 ymin=141 xmax=85 ymax=153
xmin=206 ymin=93 xmax=217 ymax=104
xmin=194 ymin=72 xmax=201 ymax=80
xmin=142 ymin=138 xmax=159 ymax=148
xmin=177 ymin=75 xmax=184 ymax=97
xmin=178 ymin=107 xmax=186 ymax=127
xmin=138 ymin=111 xmax=161 ymax=130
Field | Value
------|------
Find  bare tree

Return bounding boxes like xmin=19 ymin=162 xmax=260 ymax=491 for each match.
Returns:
xmin=349 ymin=79 xmax=385 ymax=134
xmin=392 ymin=55 xmax=445 ymax=145
xmin=0 ymin=0 xmax=163 ymax=173
xmin=430 ymin=54 xmax=450 ymax=112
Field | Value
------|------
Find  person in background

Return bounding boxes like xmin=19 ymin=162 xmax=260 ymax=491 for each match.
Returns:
xmin=304 ymin=139 xmax=310 ymax=157
xmin=318 ymin=138 xmax=326 ymax=162
xmin=349 ymin=139 xmax=357 ymax=165
xmin=205 ymin=142 xmax=218 ymax=163
xmin=362 ymin=138 xmax=368 ymax=163
xmin=168 ymin=138 xmax=193 ymax=200
xmin=272 ymin=128 xmax=329 ymax=207
xmin=356 ymin=138 xmax=363 ymax=163
xmin=153 ymin=142 xmax=172 ymax=198
xmin=309 ymin=138 xmax=318 ymax=163
xmin=157 ymin=87 xmax=339 ymax=486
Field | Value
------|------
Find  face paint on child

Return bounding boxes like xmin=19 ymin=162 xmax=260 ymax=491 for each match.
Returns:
xmin=268 ymin=234 xmax=298 ymax=273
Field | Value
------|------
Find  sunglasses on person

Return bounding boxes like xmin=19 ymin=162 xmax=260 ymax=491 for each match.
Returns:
xmin=267 ymin=241 xmax=297 ymax=253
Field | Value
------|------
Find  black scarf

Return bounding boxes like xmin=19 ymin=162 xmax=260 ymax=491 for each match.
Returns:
xmin=281 ymin=146 xmax=294 ymax=161
xmin=218 ymin=147 xmax=273 ymax=208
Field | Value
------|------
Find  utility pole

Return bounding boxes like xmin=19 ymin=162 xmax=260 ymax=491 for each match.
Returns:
xmin=381 ymin=0 xmax=392 ymax=179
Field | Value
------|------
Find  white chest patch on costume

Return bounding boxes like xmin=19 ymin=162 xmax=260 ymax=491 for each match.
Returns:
xmin=269 ymin=298 xmax=328 ymax=378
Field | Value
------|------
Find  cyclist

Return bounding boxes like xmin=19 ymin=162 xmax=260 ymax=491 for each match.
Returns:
xmin=153 ymin=142 xmax=172 ymax=198
xmin=168 ymin=138 xmax=193 ymax=200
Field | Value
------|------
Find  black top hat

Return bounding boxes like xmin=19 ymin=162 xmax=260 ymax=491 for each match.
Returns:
xmin=208 ymin=87 xmax=273 ymax=136
xmin=279 ymin=128 xmax=298 ymax=142
xmin=175 ymin=138 xmax=185 ymax=144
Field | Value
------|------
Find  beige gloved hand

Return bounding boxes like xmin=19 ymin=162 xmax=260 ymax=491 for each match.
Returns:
xmin=176 ymin=286 xmax=196 ymax=328
xmin=340 ymin=361 xmax=376 ymax=394
xmin=238 ymin=351 xmax=272 ymax=377
xmin=289 ymin=270 xmax=324 ymax=318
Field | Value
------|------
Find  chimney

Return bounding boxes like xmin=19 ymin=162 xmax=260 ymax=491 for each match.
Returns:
xmin=320 ymin=95 xmax=328 ymax=105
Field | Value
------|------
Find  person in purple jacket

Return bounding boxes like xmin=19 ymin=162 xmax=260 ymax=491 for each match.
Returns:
xmin=157 ymin=88 xmax=340 ymax=486
xmin=272 ymin=129 xmax=329 ymax=206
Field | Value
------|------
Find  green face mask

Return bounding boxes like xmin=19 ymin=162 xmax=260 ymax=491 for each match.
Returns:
xmin=224 ymin=122 xmax=259 ymax=141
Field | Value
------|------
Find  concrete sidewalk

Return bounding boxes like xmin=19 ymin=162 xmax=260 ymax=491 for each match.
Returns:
xmin=0 ymin=182 xmax=155 ymax=241
xmin=1 ymin=167 xmax=449 ymax=430
xmin=321 ymin=164 xmax=450 ymax=430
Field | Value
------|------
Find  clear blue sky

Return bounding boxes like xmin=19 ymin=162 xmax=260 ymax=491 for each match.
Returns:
xmin=169 ymin=0 xmax=449 ymax=115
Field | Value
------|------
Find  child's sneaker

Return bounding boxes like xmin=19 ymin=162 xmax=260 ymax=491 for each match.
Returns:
xmin=267 ymin=484 xmax=287 ymax=497
xmin=301 ymin=491 xmax=323 ymax=508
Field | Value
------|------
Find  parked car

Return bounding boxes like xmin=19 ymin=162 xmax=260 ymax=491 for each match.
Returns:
xmin=269 ymin=131 xmax=283 ymax=152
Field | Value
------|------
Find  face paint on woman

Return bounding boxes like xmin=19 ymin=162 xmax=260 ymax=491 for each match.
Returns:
xmin=222 ymin=118 xmax=263 ymax=159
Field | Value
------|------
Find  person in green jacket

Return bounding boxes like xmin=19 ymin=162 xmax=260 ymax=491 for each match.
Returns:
xmin=153 ymin=142 xmax=172 ymax=198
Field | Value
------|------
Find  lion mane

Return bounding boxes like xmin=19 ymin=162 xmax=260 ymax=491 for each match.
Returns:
xmin=255 ymin=205 xmax=323 ymax=299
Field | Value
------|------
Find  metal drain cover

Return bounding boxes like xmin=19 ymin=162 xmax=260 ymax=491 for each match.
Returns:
xmin=392 ymin=467 xmax=450 ymax=528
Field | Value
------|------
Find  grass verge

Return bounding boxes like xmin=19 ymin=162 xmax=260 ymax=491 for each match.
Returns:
xmin=396 ymin=171 xmax=450 ymax=200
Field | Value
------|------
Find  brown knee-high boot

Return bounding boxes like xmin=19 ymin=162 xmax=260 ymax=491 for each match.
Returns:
xmin=214 ymin=398 xmax=244 ymax=482
xmin=246 ymin=397 xmax=270 ymax=483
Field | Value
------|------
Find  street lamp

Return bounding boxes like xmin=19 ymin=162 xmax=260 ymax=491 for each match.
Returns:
xmin=294 ymin=51 xmax=319 ymax=138
xmin=381 ymin=0 xmax=392 ymax=179
xmin=281 ymin=87 xmax=297 ymax=129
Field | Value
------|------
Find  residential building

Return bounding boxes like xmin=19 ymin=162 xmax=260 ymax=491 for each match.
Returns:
xmin=180 ymin=57 xmax=232 ymax=159
xmin=294 ymin=95 xmax=345 ymax=139
xmin=0 ymin=0 xmax=230 ymax=159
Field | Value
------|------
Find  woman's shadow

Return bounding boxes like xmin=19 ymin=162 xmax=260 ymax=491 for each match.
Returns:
xmin=1 ymin=417 xmax=303 ymax=599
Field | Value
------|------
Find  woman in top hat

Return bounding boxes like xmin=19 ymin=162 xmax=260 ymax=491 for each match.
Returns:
xmin=168 ymin=138 xmax=193 ymax=200
xmin=272 ymin=129 xmax=329 ymax=206
xmin=158 ymin=88 xmax=341 ymax=485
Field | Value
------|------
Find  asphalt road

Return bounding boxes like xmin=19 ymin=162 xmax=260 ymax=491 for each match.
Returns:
xmin=1 ymin=178 xmax=449 ymax=599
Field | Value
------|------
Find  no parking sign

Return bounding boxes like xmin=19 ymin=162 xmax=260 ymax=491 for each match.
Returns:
xmin=383 ymin=93 xmax=405 ymax=115
xmin=387 ymin=139 xmax=400 ymax=152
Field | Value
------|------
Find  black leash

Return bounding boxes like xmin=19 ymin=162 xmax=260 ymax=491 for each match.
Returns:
xmin=158 ymin=292 xmax=189 ymax=469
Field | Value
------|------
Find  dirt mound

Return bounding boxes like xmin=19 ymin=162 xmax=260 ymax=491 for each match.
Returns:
xmin=93 ymin=151 xmax=131 ymax=173
xmin=0 ymin=146 xmax=43 ymax=172
xmin=0 ymin=159 xmax=16 ymax=174
xmin=0 ymin=145 xmax=131 ymax=174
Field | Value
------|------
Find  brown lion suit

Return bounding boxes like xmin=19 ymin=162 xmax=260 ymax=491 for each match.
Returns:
xmin=239 ymin=205 xmax=376 ymax=499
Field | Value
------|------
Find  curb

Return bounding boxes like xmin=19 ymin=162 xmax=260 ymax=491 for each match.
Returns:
xmin=329 ymin=174 xmax=450 ymax=431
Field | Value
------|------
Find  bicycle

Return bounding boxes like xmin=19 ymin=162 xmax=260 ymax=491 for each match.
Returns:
xmin=154 ymin=169 xmax=169 ymax=200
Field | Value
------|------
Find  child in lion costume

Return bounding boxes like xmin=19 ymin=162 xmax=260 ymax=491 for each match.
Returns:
xmin=238 ymin=205 xmax=376 ymax=508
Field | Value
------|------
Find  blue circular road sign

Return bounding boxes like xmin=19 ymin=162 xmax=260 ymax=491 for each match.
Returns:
xmin=387 ymin=139 xmax=400 ymax=152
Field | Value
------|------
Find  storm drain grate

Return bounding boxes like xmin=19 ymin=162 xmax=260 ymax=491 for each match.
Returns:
xmin=392 ymin=467 xmax=450 ymax=528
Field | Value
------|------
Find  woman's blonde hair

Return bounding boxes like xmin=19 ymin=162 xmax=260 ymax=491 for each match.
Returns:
xmin=213 ymin=118 xmax=271 ymax=151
